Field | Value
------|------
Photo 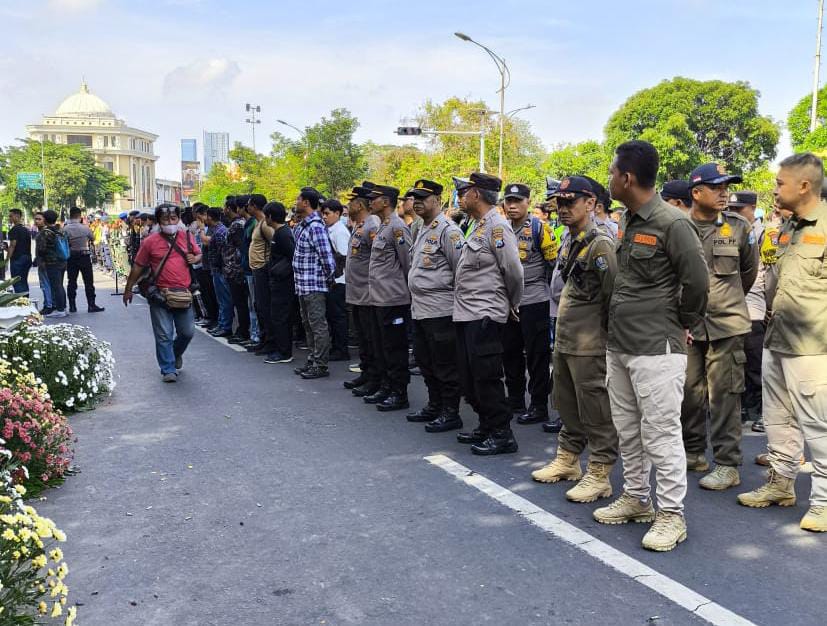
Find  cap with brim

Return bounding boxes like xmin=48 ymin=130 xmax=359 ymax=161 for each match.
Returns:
xmin=661 ymin=180 xmax=693 ymax=204
xmin=118 ymin=212 xmax=128 ymax=220
xmin=409 ymin=179 xmax=443 ymax=198
xmin=688 ymin=163 xmax=743 ymax=187
xmin=549 ymin=175 xmax=596 ymax=199
xmin=727 ymin=190 xmax=757 ymax=208
xmin=367 ymin=184 xmax=400 ymax=201
xmin=503 ymin=183 xmax=531 ymax=200
xmin=453 ymin=176 xmax=472 ymax=191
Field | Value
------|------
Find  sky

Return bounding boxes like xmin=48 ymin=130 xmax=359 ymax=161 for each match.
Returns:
xmin=0 ymin=0 xmax=820 ymax=180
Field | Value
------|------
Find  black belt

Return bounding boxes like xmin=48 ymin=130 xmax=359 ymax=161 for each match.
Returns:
xmin=70 ymin=251 xmax=91 ymax=256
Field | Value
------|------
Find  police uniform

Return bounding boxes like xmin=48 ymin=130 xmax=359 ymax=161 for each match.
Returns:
xmin=366 ymin=185 xmax=413 ymax=411
xmin=344 ymin=185 xmax=382 ymax=396
xmin=500 ymin=183 xmax=558 ymax=423
xmin=452 ymin=172 xmax=524 ymax=455
xmin=680 ymin=166 xmax=758 ymax=481
xmin=406 ymin=179 xmax=464 ymax=431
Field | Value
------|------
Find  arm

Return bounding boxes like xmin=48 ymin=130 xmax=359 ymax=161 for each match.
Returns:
xmin=739 ymin=225 xmax=759 ymax=294
xmin=122 ymin=262 xmax=146 ymax=306
xmin=393 ymin=224 xmax=412 ymax=279
xmin=492 ymin=226 xmax=524 ymax=310
xmin=443 ymin=227 xmax=463 ymax=273
xmin=667 ymin=219 xmax=709 ymax=331
xmin=592 ymin=238 xmax=618 ymax=330
xmin=312 ymin=223 xmax=336 ymax=280
xmin=260 ymin=220 xmax=275 ymax=242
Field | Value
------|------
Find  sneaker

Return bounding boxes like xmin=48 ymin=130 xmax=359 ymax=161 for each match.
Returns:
xmin=698 ymin=464 xmax=740 ymax=490
xmin=751 ymin=417 xmax=765 ymax=433
xmin=531 ymin=449 xmax=582 ymax=484
xmin=737 ymin=469 xmax=796 ymax=508
xmin=264 ymin=353 xmax=294 ymax=364
xmin=39 ymin=307 xmax=54 ymax=315
xmin=641 ymin=511 xmax=687 ymax=552
xmin=348 ymin=363 xmax=362 ymax=373
xmin=162 ymin=372 xmax=178 ymax=383
xmin=175 ymin=355 xmax=183 ymax=370
xmin=800 ymin=505 xmax=827 ymax=532
xmin=593 ymin=493 xmax=656 ymax=525
xmin=686 ymin=452 xmax=710 ymax=472
xmin=46 ymin=310 xmax=68 ymax=318
xmin=565 ymin=462 xmax=613 ymax=503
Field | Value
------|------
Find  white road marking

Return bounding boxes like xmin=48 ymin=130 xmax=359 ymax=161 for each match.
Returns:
xmin=194 ymin=325 xmax=247 ymax=352
xmin=424 ymin=454 xmax=755 ymax=626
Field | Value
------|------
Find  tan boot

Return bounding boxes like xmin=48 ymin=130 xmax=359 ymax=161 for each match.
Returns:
xmin=593 ymin=492 xmax=655 ymax=525
xmin=642 ymin=511 xmax=687 ymax=552
xmin=737 ymin=469 xmax=796 ymax=508
xmin=698 ymin=465 xmax=740 ymax=491
xmin=800 ymin=505 xmax=827 ymax=532
xmin=566 ymin=461 xmax=613 ymax=503
xmin=686 ymin=452 xmax=709 ymax=472
xmin=531 ymin=449 xmax=582 ymax=484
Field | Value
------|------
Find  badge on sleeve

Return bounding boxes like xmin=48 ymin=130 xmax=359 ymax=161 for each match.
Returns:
xmin=594 ymin=255 xmax=608 ymax=271
xmin=493 ymin=226 xmax=505 ymax=249
xmin=393 ymin=228 xmax=405 ymax=245
xmin=449 ymin=232 xmax=463 ymax=249
xmin=748 ymin=231 xmax=756 ymax=245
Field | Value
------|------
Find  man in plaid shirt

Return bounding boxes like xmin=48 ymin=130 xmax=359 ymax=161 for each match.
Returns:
xmin=292 ymin=186 xmax=336 ymax=379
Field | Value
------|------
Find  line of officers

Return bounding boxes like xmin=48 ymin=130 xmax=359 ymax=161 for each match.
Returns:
xmin=339 ymin=140 xmax=827 ymax=552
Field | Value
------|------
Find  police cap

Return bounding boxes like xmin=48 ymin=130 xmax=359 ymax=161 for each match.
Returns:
xmin=503 ymin=183 xmax=531 ymax=200
xmin=366 ymin=184 xmax=400 ymax=202
xmin=689 ymin=163 xmax=743 ymax=187
xmin=452 ymin=171 xmax=502 ymax=193
xmin=549 ymin=176 xmax=596 ymax=199
xmin=727 ymin=190 xmax=758 ymax=208
xmin=661 ymin=180 xmax=693 ymax=205
xmin=408 ymin=179 xmax=444 ymax=198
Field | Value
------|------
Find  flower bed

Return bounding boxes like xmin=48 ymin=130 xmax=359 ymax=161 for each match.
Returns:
xmin=0 ymin=324 xmax=115 ymax=412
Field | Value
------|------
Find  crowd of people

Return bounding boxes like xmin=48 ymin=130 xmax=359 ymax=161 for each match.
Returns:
xmin=48 ymin=138 xmax=827 ymax=554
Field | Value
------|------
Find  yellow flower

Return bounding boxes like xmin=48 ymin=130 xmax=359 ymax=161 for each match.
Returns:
xmin=66 ymin=606 xmax=78 ymax=626
xmin=2 ymin=528 xmax=16 ymax=541
xmin=32 ymin=554 xmax=48 ymax=569
xmin=14 ymin=484 xmax=26 ymax=496
xmin=50 ymin=601 xmax=62 ymax=618
xmin=0 ymin=495 xmax=11 ymax=504
xmin=38 ymin=601 xmax=48 ymax=615
xmin=50 ymin=548 xmax=64 ymax=562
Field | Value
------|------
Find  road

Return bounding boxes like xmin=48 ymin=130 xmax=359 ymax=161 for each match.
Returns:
xmin=34 ymin=281 xmax=827 ymax=626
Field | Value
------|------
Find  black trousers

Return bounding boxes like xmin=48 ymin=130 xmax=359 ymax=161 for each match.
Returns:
xmin=253 ymin=268 xmax=273 ymax=349
xmin=195 ymin=267 xmax=218 ymax=321
xmin=353 ymin=304 xmax=379 ymax=385
xmin=413 ymin=316 xmax=460 ymax=411
xmin=268 ymin=276 xmax=295 ymax=357
xmin=368 ymin=305 xmax=410 ymax=394
xmin=502 ymin=300 xmax=551 ymax=411
xmin=325 ymin=283 xmax=348 ymax=355
xmin=743 ymin=319 xmax=765 ymax=411
xmin=456 ymin=318 xmax=511 ymax=433
xmin=66 ymin=253 xmax=95 ymax=306
xmin=228 ymin=278 xmax=250 ymax=338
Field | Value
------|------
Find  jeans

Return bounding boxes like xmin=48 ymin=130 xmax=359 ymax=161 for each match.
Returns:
xmin=67 ymin=252 xmax=96 ymax=307
xmin=10 ymin=255 xmax=31 ymax=294
xmin=45 ymin=263 xmax=67 ymax=312
xmin=38 ymin=266 xmax=53 ymax=308
xmin=246 ymin=274 xmax=260 ymax=342
xmin=212 ymin=272 xmax=233 ymax=332
xmin=149 ymin=304 xmax=195 ymax=375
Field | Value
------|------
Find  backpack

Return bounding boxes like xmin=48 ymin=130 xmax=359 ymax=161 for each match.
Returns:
xmin=54 ymin=231 xmax=70 ymax=261
xmin=530 ymin=217 xmax=559 ymax=277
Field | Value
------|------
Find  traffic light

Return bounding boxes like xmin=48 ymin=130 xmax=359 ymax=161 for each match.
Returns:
xmin=397 ymin=126 xmax=422 ymax=136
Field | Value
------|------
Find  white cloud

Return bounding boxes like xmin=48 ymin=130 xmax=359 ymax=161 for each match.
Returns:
xmin=162 ymin=58 xmax=241 ymax=100
xmin=48 ymin=0 xmax=104 ymax=11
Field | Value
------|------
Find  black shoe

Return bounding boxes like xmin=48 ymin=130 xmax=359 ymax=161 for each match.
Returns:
xmin=329 ymin=351 xmax=350 ymax=362
xmin=88 ymin=304 xmax=105 ymax=313
xmin=425 ymin=409 xmax=463 ymax=433
xmin=344 ymin=375 xmax=367 ymax=390
xmin=406 ymin=403 xmax=440 ymax=423
xmin=68 ymin=304 xmax=77 ymax=313
xmin=471 ymin=430 xmax=518 ymax=456
xmin=457 ymin=428 xmax=489 ymax=445
xmin=377 ymin=393 xmax=409 ymax=412
xmin=364 ymin=387 xmax=390 ymax=404
xmin=409 ymin=366 xmax=422 ymax=376
xmin=752 ymin=417 xmax=765 ymax=433
xmin=294 ymin=363 xmax=311 ymax=375
xmin=542 ymin=417 xmax=563 ymax=433
xmin=301 ymin=366 xmax=330 ymax=380
xmin=264 ymin=353 xmax=294 ymax=364
xmin=210 ymin=329 xmax=232 ymax=338
xmin=40 ymin=307 xmax=54 ymax=315
xmin=352 ymin=383 xmax=379 ymax=397
xmin=240 ymin=339 xmax=257 ymax=347
xmin=227 ymin=335 xmax=248 ymax=345
xmin=196 ymin=319 xmax=213 ymax=327
xmin=245 ymin=343 xmax=265 ymax=352
xmin=517 ymin=406 xmax=549 ymax=425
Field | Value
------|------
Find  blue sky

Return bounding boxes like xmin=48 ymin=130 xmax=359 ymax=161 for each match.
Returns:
xmin=0 ymin=0 xmax=819 ymax=179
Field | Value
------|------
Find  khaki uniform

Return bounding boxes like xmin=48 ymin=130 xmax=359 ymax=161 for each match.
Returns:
xmin=681 ymin=211 xmax=758 ymax=467
xmin=607 ymin=195 xmax=709 ymax=514
xmin=764 ymin=201 xmax=827 ymax=505
xmin=453 ymin=207 xmax=524 ymax=433
xmin=554 ymin=223 xmax=619 ymax=464
xmin=346 ymin=215 xmax=381 ymax=387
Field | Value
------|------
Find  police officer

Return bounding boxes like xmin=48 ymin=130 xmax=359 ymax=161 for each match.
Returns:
xmin=680 ymin=163 xmax=758 ymax=490
xmin=343 ymin=185 xmax=382 ymax=396
xmin=583 ymin=176 xmax=618 ymax=238
xmin=593 ymin=141 xmax=708 ymax=552
xmin=365 ymin=184 xmax=412 ymax=411
xmin=501 ymin=183 xmax=557 ymax=424
xmin=660 ymin=180 xmax=693 ymax=213
xmin=452 ymin=172 xmax=524 ymax=455
xmin=405 ymin=179 xmax=464 ymax=432
xmin=531 ymin=176 xmax=619 ymax=504
xmin=738 ymin=152 xmax=827 ymax=532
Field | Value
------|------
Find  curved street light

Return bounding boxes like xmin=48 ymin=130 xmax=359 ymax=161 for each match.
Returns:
xmin=277 ymin=119 xmax=310 ymax=159
xmin=455 ymin=32 xmax=511 ymax=179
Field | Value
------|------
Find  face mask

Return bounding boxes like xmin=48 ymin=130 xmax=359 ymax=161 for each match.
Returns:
xmin=161 ymin=224 xmax=178 ymax=235
xmin=754 ymin=207 xmax=765 ymax=221
xmin=340 ymin=216 xmax=348 ymax=226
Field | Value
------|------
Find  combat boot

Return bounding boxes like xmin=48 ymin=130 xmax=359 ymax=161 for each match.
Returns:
xmin=470 ymin=429 xmax=518 ymax=456
xmin=343 ymin=374 xmax=367 ymax=390
xmin=699 ymin=465 xmax=740 ymax=490
xmin=641 ymin=511 xmax=687 ymax=552
xmin=800 ymin=506 xmax=827 ymax=532
xmin=593 ymin=492 xmax=655 ymax=525
xmin=352 ymin=383 xmax=379 ymax=398
xmin=737 ymin=469 xmax=796 ymax=508
xmin=406 ymin=403 xmax=439 ymax=423
xmin=531 ymin=449 xmax=582 ymax=484
xmin=425 ymin=409 xmax=463 ymax=433
xmin=566 ymin=461 xmax=613 ymax=503
xmin=364 ymin=386 xmax=390 ymax=404
xmin=686 ymin=452 xmax=709 ymax=472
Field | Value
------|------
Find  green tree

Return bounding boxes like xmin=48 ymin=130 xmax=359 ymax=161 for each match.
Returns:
xmin=541 ymin=140 xmax=612 ymax=185
xmin=787 ymin=85 xmax=827 ymax=156
xmin=302 ymin=108 xmax=366 ymax=197
xmin=194 ymin=162 xmax=247 ymax=206
xmin=605 ymin=77 xmax=780 ymax=180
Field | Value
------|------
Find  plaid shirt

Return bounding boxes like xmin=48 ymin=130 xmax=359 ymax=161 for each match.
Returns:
xmin=292 ymin=212 xmax=335 ymax=295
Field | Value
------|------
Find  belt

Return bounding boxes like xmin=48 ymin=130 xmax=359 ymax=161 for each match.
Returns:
xmin=70 ymin=251 xmax=91 ymax=256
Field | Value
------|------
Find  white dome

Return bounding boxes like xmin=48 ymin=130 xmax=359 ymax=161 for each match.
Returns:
xmin=54 ymin=81 xmax=114 ymax=117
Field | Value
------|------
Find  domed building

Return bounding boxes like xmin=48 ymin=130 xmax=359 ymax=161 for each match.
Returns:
xmin=26 ymin=81 xmax=158 ymax=211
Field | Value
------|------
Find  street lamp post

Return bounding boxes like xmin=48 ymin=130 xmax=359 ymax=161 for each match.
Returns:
xmin=277 ymin=119 xmax=310 ymax=159
xmin=455 ymin=32 xmax=510 ymax=179
xmin=245 ymin=103 xmax=261 ymax=151
xmin=397 ymin=113 xmax=487 ymax=172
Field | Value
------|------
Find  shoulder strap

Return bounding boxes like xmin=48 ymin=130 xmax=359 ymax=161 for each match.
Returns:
xmin=531 ymin=217 xmax=543 ymax=251
xmin=149 ymin=238 xmax=176 ymax=284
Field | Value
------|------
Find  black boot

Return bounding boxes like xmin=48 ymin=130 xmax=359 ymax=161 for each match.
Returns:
xmin=406 ymin=402 xmax=440 ymax=423
xmin=425 ymin=408 xmax=463 ymax=433
xmin=542 ymin=417 xmax=563 ymax=433
xmin=364 ymin=386 xmax=390 ymax=404
xmin=457 ymin=428 xmax=489 ymax=445
xmin=352 ymin=383 xmax=379 ymax=397
xmin=377 ymin=392 xmax=409 ymax=412
xmin=344 ymin=375 xmax=368 ymax=390
xmin=471 ymin=429 xmax=519 ymax=456
xmin=88 ymin=301 xmax=105 ymax=312
xmin=68 ymin=300 xmax=77 ymax=313
xmin=517 ymin=405 xmax=549 ymax=425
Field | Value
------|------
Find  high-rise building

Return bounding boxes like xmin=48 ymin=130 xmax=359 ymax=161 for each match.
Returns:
xmin=203 ymin=131 xmax=230 ymax=175
xmin=181 ymin=138 xmax=197 ymax=163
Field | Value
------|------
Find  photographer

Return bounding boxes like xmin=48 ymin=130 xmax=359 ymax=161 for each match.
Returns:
xmin=122 ymin=204 xmax=202 ymax=383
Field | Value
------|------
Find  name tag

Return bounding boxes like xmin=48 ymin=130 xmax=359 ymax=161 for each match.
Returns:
xmin=633 ymin=233 xmax=657 ymax=246
xmin=802 ymin=233 xmax=826 ymax=246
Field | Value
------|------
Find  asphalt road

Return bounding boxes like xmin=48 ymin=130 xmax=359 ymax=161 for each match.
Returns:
xmin=33 ymin=281 xmax=827 ymax=626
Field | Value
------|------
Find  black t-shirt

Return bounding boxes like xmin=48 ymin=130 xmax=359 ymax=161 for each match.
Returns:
xmin=8 ymin=224 xmax=32 ymax=260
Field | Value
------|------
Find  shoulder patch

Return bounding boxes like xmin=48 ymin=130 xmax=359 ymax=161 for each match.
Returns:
xmin=594 ymin=255 xmax=608 ymax=271
xmin=748 ymin=231 xmax=756 ymax=245
xmin=779 ymin=233 xmax=791 ymax=245
xmin=492 ymin=226 xmax=505 ymax=248
xmin=633 ymin=233 xmax=657 ymax=246
xmin=393 ymin=228 xmax=405 ymax=245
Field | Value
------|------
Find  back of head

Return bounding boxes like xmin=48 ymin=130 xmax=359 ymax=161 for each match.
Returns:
xmin=299 ymin=187 xmax=321 ymax=210
xmin=249 ymin=194 xmax=268 ymax=211
xmin=779 ymin=152 xmax=824 ymax=197
xmin=264 ymin=201 xmax=287 ymax=224
xmin=206 ymin=207 xmax=223 ymax=223
xmin=69 ymin=206 xmax=82 ymax=219
xmin=614 ymin=140 xmax=659 ymax=189
xmin=43 ymin=209 xmax=58 ymax=225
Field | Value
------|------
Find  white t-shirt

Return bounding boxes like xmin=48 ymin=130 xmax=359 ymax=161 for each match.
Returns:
xmin=328 ymin=220 xmax=351 ymax=285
